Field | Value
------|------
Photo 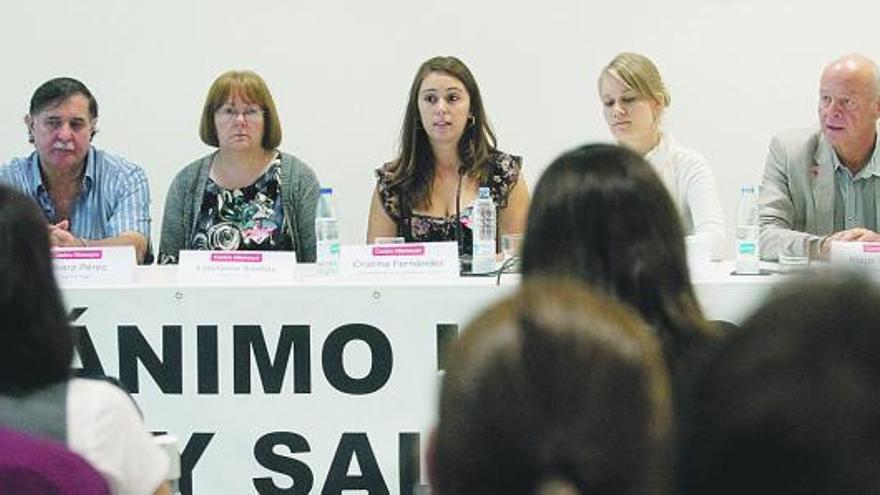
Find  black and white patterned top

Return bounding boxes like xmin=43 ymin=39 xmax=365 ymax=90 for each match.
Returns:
xmin=189 ymin=156 xmax=292 ymax=254
xmin=375 ymin=150 xmax=521 ymax=255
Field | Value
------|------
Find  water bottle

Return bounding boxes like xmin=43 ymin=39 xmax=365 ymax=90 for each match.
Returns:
xmin=315 ymin=187 xmax=340 ymax=275
xmin=471 ymin=187 xmax=497 ymax=273
xmin=735 ymin=185 xmax=760 ymax=274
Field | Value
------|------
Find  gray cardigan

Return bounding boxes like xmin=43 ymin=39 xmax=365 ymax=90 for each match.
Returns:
xmin=158 ymin=151 xmax=320 ymax=263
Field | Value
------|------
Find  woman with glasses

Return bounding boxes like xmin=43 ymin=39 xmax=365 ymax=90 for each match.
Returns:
xmin=158 ymin=70 xmax=320 ymax=264
xmin=366 ymin=56 xmax=529 ymax=255
xmin=599 ymin=53 xmax=725 ymax=258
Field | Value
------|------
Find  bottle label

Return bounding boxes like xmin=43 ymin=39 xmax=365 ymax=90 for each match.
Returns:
xmin=317 ymin=241 xmax=341 ymax=262
xmin=473 ymin=241 xmax=494 ymax=257
xmin=738 ymin=242 xmax=756 ymax=255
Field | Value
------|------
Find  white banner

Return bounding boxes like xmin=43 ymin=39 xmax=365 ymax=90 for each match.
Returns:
xmin=65 ymin=281 xmax=510 ymax=494
xmin=62 ymin=263 xmax=776 ymax=494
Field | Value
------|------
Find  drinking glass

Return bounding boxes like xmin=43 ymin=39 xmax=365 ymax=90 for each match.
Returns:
xmin=778 ymin=237 xmax=810 ymax=266
xmin=374 ymin=237 xmax=405 ymax=245
xmin=501 ymin=234 xmax=524 ymax=260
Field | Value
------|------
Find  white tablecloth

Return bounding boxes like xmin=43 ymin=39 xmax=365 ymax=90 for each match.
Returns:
xmin=61 ymin=262 xmax=787 ymax=494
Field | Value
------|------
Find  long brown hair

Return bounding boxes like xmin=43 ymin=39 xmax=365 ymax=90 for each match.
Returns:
xmin=522 ymin=144 xmax=715 ymax=370
xmin=386 ymin=56 xmax=497 ymax=212
xmin=0 ymin=185 xmax=73 ymax=395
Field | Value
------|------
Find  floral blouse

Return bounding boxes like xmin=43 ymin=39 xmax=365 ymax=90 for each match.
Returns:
xmin=190 ymin=157 xmax=292 ymax=253
xmin=375 ymin=150 xmax=522 ymax=255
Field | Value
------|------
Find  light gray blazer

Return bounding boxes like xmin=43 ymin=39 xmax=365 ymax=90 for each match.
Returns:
xmin=759 ymin=123 xmax=880 ymax=260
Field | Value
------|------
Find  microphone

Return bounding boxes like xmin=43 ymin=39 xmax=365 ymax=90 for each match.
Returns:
xmin=455 ymin=167 xmax=470 ymax=273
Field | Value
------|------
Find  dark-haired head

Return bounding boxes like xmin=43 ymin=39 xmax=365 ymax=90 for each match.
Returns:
xmin=28 ymin=77 xmax=98 ymax=142
xmin=432 ymin=279 xmax=673 ymax=495
xmin=387 ymin=56 xmax=497 ymax=213
xmin=681 ymin=274 xmax=880 ymax=494
xmin=0 ymin=185 xmax=73 ymax=395
xmin=521 ymin=143 xmax=713 ymax=367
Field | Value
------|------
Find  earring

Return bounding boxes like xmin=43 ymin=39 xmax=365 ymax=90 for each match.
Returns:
xmin=467 ymin=115 xmax=476 ymax=127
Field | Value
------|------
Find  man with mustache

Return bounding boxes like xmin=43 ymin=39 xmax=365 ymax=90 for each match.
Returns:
xmin=0 ymin=77 xmax=151 ymax=263
xmin=760 ymin=54 xmax=880 ymax=261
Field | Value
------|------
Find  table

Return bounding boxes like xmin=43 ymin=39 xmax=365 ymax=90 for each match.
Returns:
xmin=62 ymin=262 xmax=784 ymax=494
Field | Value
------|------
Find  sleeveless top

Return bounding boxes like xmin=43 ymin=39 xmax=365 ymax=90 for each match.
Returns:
xmin=189 ymin=155 xmax=293 ymax=253
xmin=375 ymin=150 xmax=522 ymax=255
xmin=0 ymin=381 xmax=68 ymax=441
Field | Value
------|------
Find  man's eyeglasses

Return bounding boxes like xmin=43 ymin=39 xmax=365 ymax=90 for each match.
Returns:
xmin=216 ymin=105 xmax=265 ymax=123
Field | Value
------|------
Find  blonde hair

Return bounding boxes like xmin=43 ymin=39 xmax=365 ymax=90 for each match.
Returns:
xmin=199 ymin=70 xmax=283 ymax=150
xmin=602 ymin=53 xmax=671 ymax=110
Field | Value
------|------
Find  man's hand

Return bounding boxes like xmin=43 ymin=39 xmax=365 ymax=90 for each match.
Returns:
xmin=46 ymin=221 xmax=146 ymax=263
xmin=818 ymin=228 xmax=880 ymax=256
xmin=47 ymin=220 xmax=82 ymax=247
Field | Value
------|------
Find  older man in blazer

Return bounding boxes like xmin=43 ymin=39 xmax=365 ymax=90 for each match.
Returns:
xmin=760 ymin=54 xmax=880 ymax=260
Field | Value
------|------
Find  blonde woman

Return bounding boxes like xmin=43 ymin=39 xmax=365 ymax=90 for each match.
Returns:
xmin=599 ymin=53 xmax=725 ymax=258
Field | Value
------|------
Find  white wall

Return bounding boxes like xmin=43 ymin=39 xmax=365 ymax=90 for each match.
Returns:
xmin=2 ymin=0 xmax=877 ymax=256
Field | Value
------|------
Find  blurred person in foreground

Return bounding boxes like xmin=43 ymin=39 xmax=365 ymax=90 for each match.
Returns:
xmin=430 ymin=280 xmax=673 ymax=494
xmin=521 ymin=143 xmax=718 ymax=376
xmin=681 ymin=274 xmax=880 ymax=494
xmin=0 ymin=184 xmax=170 ymax=495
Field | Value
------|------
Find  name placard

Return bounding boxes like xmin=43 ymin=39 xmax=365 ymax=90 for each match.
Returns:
xmin=340 ymin=242 xmax=459 ymax=279
xmin=52 ymin=246 xmax=135 ymax=286
xmin=830 ymin=241 xmax=880 ymax=269
xmin=177 ymin=250 xmax=297 ymax=284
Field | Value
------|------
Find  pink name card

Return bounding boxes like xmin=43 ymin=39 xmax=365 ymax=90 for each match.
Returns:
xmin=340 ymin=241 xmax=459 ymax=279
xmin=178 ymin=250 xmax=296 ymax=284
xmin=831 ymin=241 xmax=880 ymax=270
xmin=52 ymin=246 xmax=135 ymax=286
